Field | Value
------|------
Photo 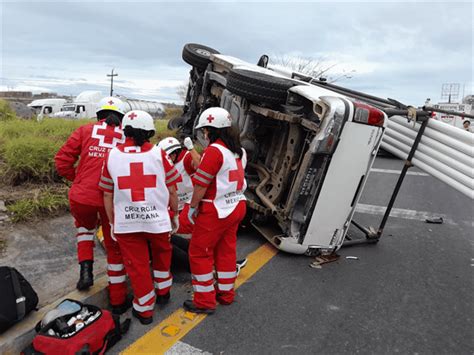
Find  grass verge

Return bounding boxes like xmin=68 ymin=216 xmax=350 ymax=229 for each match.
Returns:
xmin=5 ymin=185 xmax=69 ymax=223
xmin=0 ymin=101 xmax=178 ymax=223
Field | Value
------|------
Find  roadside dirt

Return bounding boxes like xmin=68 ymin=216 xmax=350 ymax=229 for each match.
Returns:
xmin=0 ymin=213 xmax=106 ymax=307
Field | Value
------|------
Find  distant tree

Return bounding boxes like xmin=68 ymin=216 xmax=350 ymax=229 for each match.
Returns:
xmin=270 ymin=54 xmax=355 ymax=83
xmin=176 ymin=83 xmax=188 ymax=103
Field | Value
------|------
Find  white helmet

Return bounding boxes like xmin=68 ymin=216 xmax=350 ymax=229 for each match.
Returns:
xmin=122 ymin=110 xmax=155 ymax=131
xmin=195 ymin=107 xmax=232 ymax=129
xmin=96 ymin=96 xmax=126 ymax=115
xmin=158 ymin=137 xmax=182 ymax=155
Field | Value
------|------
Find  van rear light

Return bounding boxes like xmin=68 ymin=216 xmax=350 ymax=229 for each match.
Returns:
xmin=352 ymin=102 xmax=385 ymax=127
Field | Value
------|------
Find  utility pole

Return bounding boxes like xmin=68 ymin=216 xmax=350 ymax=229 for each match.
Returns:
xmin=107 ymin=69 xmax=118 ymax=96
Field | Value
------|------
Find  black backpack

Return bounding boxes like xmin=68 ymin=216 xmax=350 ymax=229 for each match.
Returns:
xmin=0 ymin=266 xmax=39 ymax=333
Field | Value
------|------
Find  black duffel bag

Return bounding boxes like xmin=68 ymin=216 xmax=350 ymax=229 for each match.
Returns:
xmin=0 ymin=266 xmax=39 ymax=333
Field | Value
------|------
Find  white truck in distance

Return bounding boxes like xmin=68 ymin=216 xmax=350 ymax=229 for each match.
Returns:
xmin=27 ymin=98 xmax=67 ymax=120
xmin=53 ymin=91 xmax=103 ymax=119
xmin=53 ymin=91 xmax=166 ymax=119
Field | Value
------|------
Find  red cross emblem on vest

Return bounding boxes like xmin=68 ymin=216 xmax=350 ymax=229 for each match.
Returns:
xmin=229 ymin=159 xmax=245 ymax=190
xmin=118 ymin=162 xmax=157 ymax=202
xmin=91 ymin=122 xmax=124 ymax=148
xmin=207 ymin=114 xmax=215 ymax=123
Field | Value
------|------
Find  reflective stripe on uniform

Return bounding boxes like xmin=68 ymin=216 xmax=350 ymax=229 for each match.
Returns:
xmin=192 ymin=272 xmax=214 ymax=282
xmin=193 ymin=174 xmax=211 ymax=185
xmin=166 ymin=167 xmax=178 ymax=177
xmin=77 ymin=227 xmax=95 ymax=234
xmin=217 ymin=271 xmax=237 ymax=279
xmin=108 ymin=275 xmax=126 ymax=284
xmin=107 ymin=264 xmax=124 ymax=272
xmin=99 ymin=182 xmax=113 ymax=190
xmin=101 ymin=176 xmax=114 ymax=183
xmin=166 ymin=173 xmax=180 ymax=184
xmin=133 ymin=302 xmax=155 ymax=313
xmin=193 ymin=284 xmax=215 ymax=293
xmin=154 ymin=278 xmax=173 ymax=290
xmin=138 ymin=289 xmax=156 ymax=305
xmin=217 ymin=283 xmax=234 ymax=291
xmin=77 ymin=234 xmax=94 ymax=243
xmin=196 ymin=169 xmax=214 ymax=179
xmin=153 ymin=270 xmax=170 ymax=278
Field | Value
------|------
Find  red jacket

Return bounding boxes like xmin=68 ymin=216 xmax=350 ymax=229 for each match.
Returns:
xmin=55 ymin=120 xmax=125 ymax=206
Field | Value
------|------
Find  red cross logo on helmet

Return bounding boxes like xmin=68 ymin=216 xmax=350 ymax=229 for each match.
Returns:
xmin=128 ymin=112 xmax=137 ymax=120
xmin=108 ymin=100 xmax=114 ymax=105
xmin=207 ymin=114 xmax=215 ymax=123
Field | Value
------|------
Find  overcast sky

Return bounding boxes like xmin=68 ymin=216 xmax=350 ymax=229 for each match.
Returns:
xmin=1 ymin=1 xmax=472 ymax=106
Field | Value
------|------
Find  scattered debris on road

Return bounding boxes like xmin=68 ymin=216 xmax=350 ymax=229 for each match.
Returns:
xmin=309 ymin=253 xmax=340 ymax=269
xmin=425 ymin=217 xmax=444 ymax=224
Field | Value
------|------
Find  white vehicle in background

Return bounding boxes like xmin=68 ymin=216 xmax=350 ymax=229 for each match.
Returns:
xmin=53 ymin=91 xmax=103 ymax=119
xmin=431 ymin=101 xmax=473 ymax=129
xmin=27 ymin=98 xmax=67 ymax=120
xmin=120 ymin=96 xmax=165 ymax=118
xmin=53 ymin=90 xmax=166 ymax=119
xmin=176 ymin=43 xmax=389 ymax=255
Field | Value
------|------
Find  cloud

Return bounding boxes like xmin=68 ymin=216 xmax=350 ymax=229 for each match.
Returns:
xmin=1 ymin=1 xmax=472 ymax=105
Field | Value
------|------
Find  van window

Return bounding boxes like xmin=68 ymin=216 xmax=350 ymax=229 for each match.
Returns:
xmin=43 ymin=106 xmax=52 ymax=114
xmin=76 ymin=105 xmax=85 ymax=113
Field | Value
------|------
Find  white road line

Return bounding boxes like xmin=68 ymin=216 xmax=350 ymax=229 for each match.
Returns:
xmin=370 ymin=168 xmax=429 ymax=176
xmin=355 ymin=203 xmax=457 ymax=225
xmin=166 ymin=341 xmax=211 ymax=355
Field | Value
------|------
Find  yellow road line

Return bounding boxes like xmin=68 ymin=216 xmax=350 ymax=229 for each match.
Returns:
xmin=122 ymin=243 xmax=278 ymax=355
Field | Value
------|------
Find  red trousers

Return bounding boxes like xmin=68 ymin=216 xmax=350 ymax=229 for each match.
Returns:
xmin=189 ymin=201 xmax=246 ymax=309
xmin=115 ymin=232 xmax=172 ymax=318
xmin=69 ymin=199 xmax=126 ymax=306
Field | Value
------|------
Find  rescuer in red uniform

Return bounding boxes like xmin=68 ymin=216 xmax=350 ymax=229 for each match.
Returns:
xmin=158 ymin=137 xmax=248 ymax=275
xmin=100 ymin=110 xmax=180 ymax=325
xmin=55 ymin=96 xmax=130 ymax=314
xmin=183 ymin=107 xmax=247 ymax=314
xmin=158 ymin=137 xmax=200 ymax=235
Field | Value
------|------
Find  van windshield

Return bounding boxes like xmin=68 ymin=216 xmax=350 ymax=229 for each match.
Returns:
xmin=62 ymin=105 xmax=75 ymax=112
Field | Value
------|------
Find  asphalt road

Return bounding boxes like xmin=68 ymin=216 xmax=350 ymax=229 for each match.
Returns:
xmin=112 ymin=156 xmax=473 ymax=354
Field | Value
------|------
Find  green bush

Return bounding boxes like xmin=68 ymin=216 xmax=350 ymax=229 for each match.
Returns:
xmin=0 ymin=99 xmax=16 ymax=121
xmin=6 ymin=186 xmax=69 ymax=223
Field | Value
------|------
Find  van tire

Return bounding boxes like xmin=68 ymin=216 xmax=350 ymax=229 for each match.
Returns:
xmin=226 ymin=68 xmax=296 ymax=105
xmin=182 ymin=43 xmax=220 ymax=71
xmin=167 ymin=116 xmax=185 ymax=130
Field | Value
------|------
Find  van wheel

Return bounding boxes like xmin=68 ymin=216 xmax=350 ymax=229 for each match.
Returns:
xmin=167 ymin=116 xmax=185 ymax=130
xmin=182 ymin=43 xmax=220 ymax=71
xmin=227 ymin=68 xmax=296 ymax=106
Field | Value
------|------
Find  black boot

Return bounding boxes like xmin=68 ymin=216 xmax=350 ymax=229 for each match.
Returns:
xmin=111 ymin=294 xmax=133 ymax=315
xmin=76 ymin=260 xmax=94 ymax=291
xmin=156 ymin=292 xmax=171 ymax=305
xmin=132 ymin=309 xmax=153 ymax=325
xmin=183 ymin=300 xmax=215 ymax=314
